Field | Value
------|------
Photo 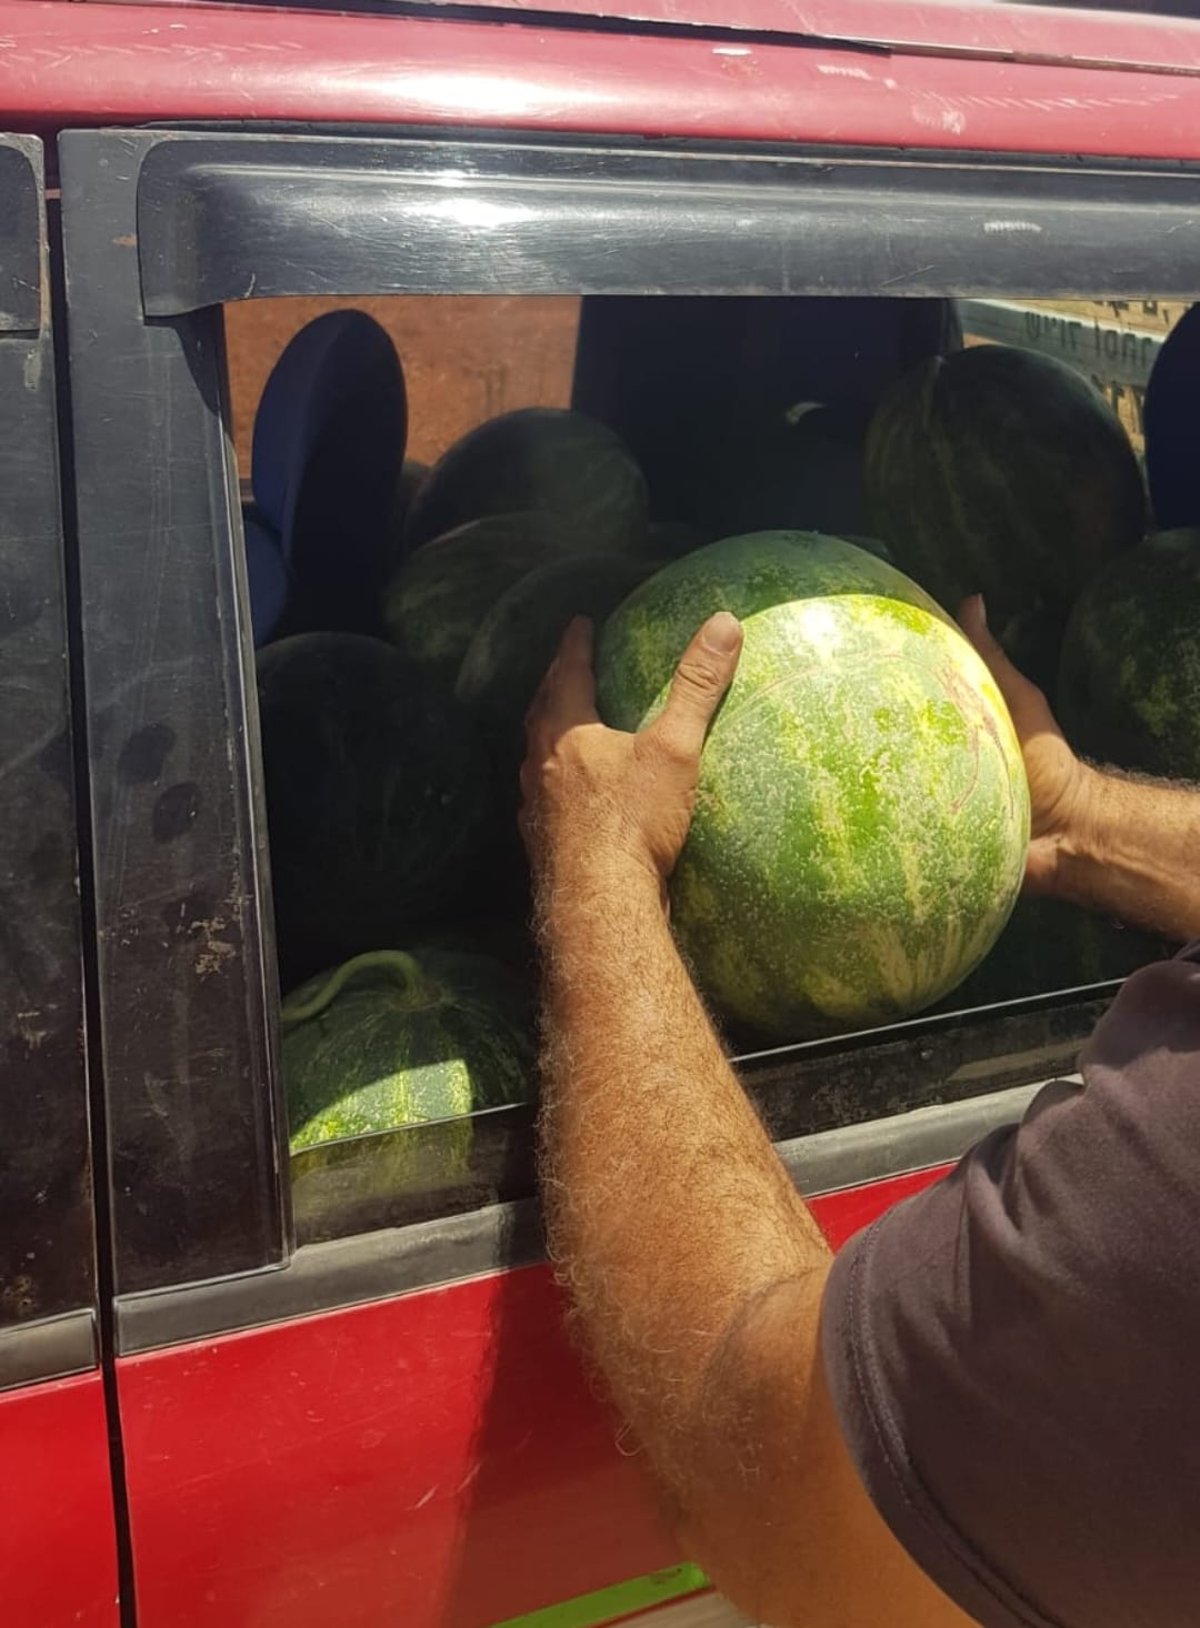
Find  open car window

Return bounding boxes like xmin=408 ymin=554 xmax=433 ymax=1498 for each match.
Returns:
xmin=56 ymin=127 xmax=1200 ymax=1339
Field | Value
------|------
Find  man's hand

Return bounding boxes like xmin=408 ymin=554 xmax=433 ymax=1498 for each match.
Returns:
xmin=960 ymin=594 xmax=1200 ymax=941
xmin=520 ymin=610 xmax=743 ymax=893
xmin=957 ymin=594 xmax=1096 ymax=895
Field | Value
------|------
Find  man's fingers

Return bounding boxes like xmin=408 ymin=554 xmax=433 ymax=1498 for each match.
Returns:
xmin=957 ymin=594 xmax=1055 ymax=738
xmin=652 ymin=612 xmax=743 ymax=761
xmin=527 ymin=616 xmax=598 ymax=738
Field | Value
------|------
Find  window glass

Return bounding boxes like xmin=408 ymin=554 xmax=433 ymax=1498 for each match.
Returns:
xmin=221 ymin=287 xmax=1197 ymax=1242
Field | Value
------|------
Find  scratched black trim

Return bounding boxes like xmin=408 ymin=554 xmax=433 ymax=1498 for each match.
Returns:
xmin=0 ymin=135 xmax=98 ymax=1365
xmin=59 ymin=129 xmax=290 ymax=1300
xmin=0 ymin=138 xmax=41 ymax=333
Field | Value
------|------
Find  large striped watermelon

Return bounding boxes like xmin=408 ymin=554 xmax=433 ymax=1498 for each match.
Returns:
xmin=283 ymin=947 xmax=535 ymax=1151
xmin=597 ymin=532 xmax=1030 ymax=1040
xmin=1058 ymin=527 xmax=1200 ymax=778
xmin=864 ymin=345 xmax=1146 ymax=620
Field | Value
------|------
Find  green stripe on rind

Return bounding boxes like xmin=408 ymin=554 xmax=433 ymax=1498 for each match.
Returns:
xmin=491 ymin=1565 xmax=709 ymax=1628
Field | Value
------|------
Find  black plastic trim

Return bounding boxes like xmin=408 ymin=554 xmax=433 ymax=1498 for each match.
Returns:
xmin=0 ymin=138 xmax=41 ymax=333
xmin=134 ymin=129 xmax=1200 ymax=318
xmin=58 ymin=130 xmax=289 ymax=1299
xmin=0 ymin=1309 xmax=96 ymax=1393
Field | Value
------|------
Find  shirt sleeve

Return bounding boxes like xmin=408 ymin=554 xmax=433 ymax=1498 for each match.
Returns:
xmin=821 ymin=947 xmax=1200 ymax=1628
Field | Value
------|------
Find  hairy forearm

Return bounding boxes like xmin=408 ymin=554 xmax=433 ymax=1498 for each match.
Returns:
xmin=1054 ymin=767 xmax=1200 ymax=942
xmin=536 ymin=858 xmax=829 ymax=1508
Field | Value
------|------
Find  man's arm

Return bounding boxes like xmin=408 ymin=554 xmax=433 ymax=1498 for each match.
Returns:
xmin=961 ymin=596 xmax=1200 ymax=942
xmin=523 ymin=616 xmax=974 ymax=1628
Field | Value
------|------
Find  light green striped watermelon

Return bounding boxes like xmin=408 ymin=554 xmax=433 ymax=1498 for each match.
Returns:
xmin=597 ymin=531 xmax=1030 ymax=1040
xmin=282 ymin=947 xmax=535 ymax=1151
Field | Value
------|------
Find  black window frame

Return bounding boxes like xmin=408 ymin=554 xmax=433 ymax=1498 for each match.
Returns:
xmin=56 ymin=124 xmax=1200 ymax=1353
xmin=0 ymin=134 xmax=97 ymax=1391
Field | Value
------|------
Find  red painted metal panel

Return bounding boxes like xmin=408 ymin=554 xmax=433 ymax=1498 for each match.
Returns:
xmin=118 ymin=1166 xmax=946 ymax=1628
xmin=81 ymin=0 xmax=1200 ymax=78
xmin=0 ymin=1369 xmax=121 ymax=1628
xmin=119 ymin=1265 xmax=675 ymax=1628
xmin=7 ymin=2 xmax=1200 ymax=160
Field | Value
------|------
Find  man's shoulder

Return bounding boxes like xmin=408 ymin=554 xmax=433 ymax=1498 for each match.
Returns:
xmin=823 ymin=946 xmax=1200 ymax=1628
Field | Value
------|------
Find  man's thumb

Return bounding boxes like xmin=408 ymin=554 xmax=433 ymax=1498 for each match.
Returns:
xmin=654 ymin=612 xmax=743 ymax=758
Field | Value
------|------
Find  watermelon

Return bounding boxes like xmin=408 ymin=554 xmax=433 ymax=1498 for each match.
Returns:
xmin=283 ymin=947 xmax=535 ymax=1150
xmin=382 ymin=512 xmax=578 ymax=687
xmin=937 ymin=895 xmax=1174 ymax=1011
xmin=257 ymin=633 xmax=493 ymax=989
xmin=864 ymin=345 xmax=1146 ymax=620
xmin=403 ymin=407 xmax=650 ymax=555
xmin=1058 ymin=527 xmax=1200 ymax=778
xmin=597 ymin=531 xmax=1029 ymax=1040
xmin=456 ymin=552 xmax=652 ymax=793
xmin=999 ymin=603 xmax=1067 ymax=699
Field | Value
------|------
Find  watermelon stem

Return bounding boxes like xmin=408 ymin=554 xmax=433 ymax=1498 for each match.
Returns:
xmin=281 ymin=950 xmax=436 ymax=1026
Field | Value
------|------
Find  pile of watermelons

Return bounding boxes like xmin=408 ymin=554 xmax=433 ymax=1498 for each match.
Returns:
xmin=252 ymin=302 xmax=1195 ymax=1159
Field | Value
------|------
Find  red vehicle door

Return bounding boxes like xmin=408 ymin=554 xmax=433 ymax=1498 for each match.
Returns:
xmin=0 ymin=133 xmax=120 ymax=1628
xmin=55 ymin=72 xmax=1192 ymax=1620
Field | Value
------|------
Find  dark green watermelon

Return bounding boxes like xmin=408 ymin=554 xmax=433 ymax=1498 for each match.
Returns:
xmin=598 ymin=531 xmax=1029 ymax=1040
xmin=1058 ymin=527 xmax=1200 ymax=777
xmin=864 ymin=345 xmax=1146 ymax=620
xmin=257 ymin=633 xmax=493 ymax=988
xmin=939 ymin=895 xmax=1174 ymax=1011
xmin=382 ymin=512 xmax=578 ymax=687
xmin=999 ymin=603 xmax=1067 ymax=698
xmin=456 ymin=552 xmax=652 ymax=795
xmin=403 ymin=407 xmax=649 ymax=555
xmin=283 ymin=947 xmax=535 ymax=1151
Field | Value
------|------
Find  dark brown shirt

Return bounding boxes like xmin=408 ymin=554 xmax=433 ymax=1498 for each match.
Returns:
xmin=823 ymin=943 xmax=1200 ymax=1628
